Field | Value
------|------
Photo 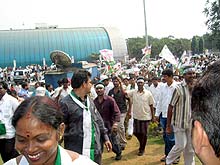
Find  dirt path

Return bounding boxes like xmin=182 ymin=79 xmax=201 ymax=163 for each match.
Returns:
xmin=102 ymin=136 xmax=201 ymax=165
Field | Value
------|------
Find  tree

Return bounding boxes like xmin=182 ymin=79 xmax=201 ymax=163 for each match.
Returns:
xmin=126 ymin=36 xmax=191 ymax=60
xmin=198 ymin=37 xmax=204 ymax=54
xmin=203 ymin=33 xmax=213 ymax=50
xmin=204 ymin=0 xmax=220 ymax=51
xmin=191 ymin=36 xmax=199 ymax=55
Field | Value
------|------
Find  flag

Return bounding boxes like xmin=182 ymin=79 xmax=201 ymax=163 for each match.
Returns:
xmin=159 ymin=45 xmax=177 ymax=65
xmin=99 ymin=49 xmax=115 ymax=74
xmin=141 ymin=45 xmax=151 ymax=62
xmin=99 ymin=49 xmax=114 ymax=62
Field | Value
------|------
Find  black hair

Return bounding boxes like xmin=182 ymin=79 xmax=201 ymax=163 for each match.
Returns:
xmin=57 ymin=79 xmax=63 ymax=86
xmin=21 ymin=82 xmax=28 ymax=89
xmin=162 ymin=69 xmax=174 ymax=77
xmin=151 ymin=76 xmax=159 ymax=81
xmin=0 ymin=81 xmax=9 ymax=90
xmin=71 ymin=69 xmax=91 ymax=89
xmin=112 ymin=76 xmax=121 ymax=81
xmin=192 ymin=60 xmax=220 ymax=157
xmin=62 ymin=77 xmax=69 ymax=84
xmin=12 ymin=96 xmax=63 ymax=130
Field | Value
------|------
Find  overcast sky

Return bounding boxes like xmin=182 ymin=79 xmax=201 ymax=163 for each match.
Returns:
xmin=0 ymin=0 xmax=208 ymax=39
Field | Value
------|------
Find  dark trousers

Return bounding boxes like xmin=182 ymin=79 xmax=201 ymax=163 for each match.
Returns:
xmin=0 ymin=138 xmax=19 ymax=163
xmin=109 ymin=132 xmax=121 ymax=156
xmin=133 ymin=119 xmax=150 ymax=152
xmin=159 ymin=114 xmax=175 ymax=156
xmin=101 ymin=132 xmax=121 ymax=156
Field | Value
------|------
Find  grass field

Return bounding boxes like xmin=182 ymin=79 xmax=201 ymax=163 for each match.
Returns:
xmin=0 ymin=136 xmax=202 ymax=165
xmin=102 ymin=136 xmax=202 ymax=165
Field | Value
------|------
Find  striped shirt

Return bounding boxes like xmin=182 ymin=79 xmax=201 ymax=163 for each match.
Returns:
xmin=169 ymin=80 xmax=192 ymax=129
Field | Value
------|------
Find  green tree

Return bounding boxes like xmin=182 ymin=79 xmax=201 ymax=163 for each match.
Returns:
xmin=204 ymin=0 xmax=220 ymax=51
xmin=191 ymin=36 xmax=199 ymax=55
xmin=198 ymin=37 xmax=204 ymax=54
xmin=203 ymin=33 xmax=213 ymax=50
xmin=126 ymin=36 xmax=191 ymax=60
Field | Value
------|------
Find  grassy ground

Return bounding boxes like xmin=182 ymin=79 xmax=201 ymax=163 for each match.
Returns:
xmin=0 ymin=136 xmax=202 ymax=165
xmin=102 ymin=136 xmax=202 ymax=165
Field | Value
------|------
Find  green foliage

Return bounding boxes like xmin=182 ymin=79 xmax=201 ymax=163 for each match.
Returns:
xmin=199 ymin=38 xmax=204 ymax=54
xmin=148 ymin=122 xmax=162 ymax=137
xmin=204 ymin=0 xmax=220 ymax=51
xmin=127 ymin=36 xmax=191 ymax=60
xmin=191 ymin=36 xmax=199 ymax=55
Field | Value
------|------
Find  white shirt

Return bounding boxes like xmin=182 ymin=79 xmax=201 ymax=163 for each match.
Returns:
xmin=52 ymin=86 xmax=62 ymax=98
xmin=128 ymin=89 xmax=154 ymax=121
xmin=59 ymin=86 xmax=72 ymax=100
xmin=52 ymin=86 xmax=72 ymax=101
xmin=155 ymin=81 xmax=178 ymax=118
xmin=148 ymin=82 xmax=162 ymax=108
xmin=4 ymin=145 xmax=97 ymax=165
xmin=104 ymin=82 xmax=114 ymax=95
xmin=0 ymin=93 xmax=19 ymax=139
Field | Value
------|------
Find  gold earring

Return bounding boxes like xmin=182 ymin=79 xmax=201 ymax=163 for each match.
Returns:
xmin=59 ymin=135 xmax=62 ymax=140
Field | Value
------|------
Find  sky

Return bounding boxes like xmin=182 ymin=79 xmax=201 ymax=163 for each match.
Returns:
xmin=0 ymin=0 xmax=208 ymax=39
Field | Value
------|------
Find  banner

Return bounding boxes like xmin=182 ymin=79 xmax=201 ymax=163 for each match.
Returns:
xmin=159 ymin=45 xmax=177 ymax=65
xmin=99 ymin=49 xmax=115 ymax=74
xmin=141 ymin=45 xmax=151 ymax=62
xmin=99 ymin=49 xmax=114 ymax=62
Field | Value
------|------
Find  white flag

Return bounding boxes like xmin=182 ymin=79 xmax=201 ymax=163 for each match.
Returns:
xmin=159 ymin=45 xmax=177 ymax=65
xmin=99 ymin=49 xmax=114 ymax=62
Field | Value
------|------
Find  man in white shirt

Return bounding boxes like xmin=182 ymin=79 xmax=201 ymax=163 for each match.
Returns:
xmin=52 ymin=78 xmax=72 ymax=102
xmin=155 ymin=69 xmax=179 ymax=163
xmin=149 ymin=77 xmax=162 ymax=111
xmin=100 ymin=75 xmax=114 ymax=95
xmin=0 ymin=81 xmax=19 ymax=163
xmin=128 ymin=76 xmax=155 ymax=156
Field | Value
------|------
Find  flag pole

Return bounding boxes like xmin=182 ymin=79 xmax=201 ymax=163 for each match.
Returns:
xmin=143 ymin=0 xmax=148 ymax=47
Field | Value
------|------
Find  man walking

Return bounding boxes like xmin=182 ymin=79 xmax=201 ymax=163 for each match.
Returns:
xmin=108 ymin=76 xmax=131 ymax=150
xmin=128 ymin=76 xmax=155 ymax=156
xmin=60 ymin=69 xmax=112 ymax=164
xmin=166 ymin=65 xmax=196 ymax=165
xmin=94 ymin=82 xmax=122 ymax=160
xmin=155 ymin=69 xmax=178 ymax=162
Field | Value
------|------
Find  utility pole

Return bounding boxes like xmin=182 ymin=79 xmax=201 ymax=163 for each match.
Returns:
xmin=218 ymin=0 xmax=220 ymax=16
xmin=143 ymin=0 xmax=148 ymax=47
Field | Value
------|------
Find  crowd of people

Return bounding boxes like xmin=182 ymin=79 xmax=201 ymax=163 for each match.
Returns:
xmin=0 ymin=54 xmax=220 ymax=164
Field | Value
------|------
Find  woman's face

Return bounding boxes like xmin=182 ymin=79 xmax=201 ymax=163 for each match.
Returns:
xmin=15 ymin=113 xmax=58 ymax=165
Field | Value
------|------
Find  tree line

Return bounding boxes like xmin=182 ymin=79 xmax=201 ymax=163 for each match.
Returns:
xmin=127 ymin=0 xmax=220 ymax=60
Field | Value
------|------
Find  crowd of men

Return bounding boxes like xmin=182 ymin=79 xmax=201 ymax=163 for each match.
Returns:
xmin=0 ymin=53 xmax=220 ymax=164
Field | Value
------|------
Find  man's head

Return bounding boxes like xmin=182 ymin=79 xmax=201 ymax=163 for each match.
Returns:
xmin=112 ymin=76 xmax=121 ymax=88
xmin=62 ymin=77 xmax=69 ymax=89
xmin=151 ymin=77 xmax=159 ymax=87
xmin=71 ymin=69 xmax=92 ymax=94
xmin=21 ymin=82 xmax=29 ymax=90
xmin=0 ymin=81 xmax=8 ymax=99
xmin=162 ymin=69 xmax=173 ymax=83
xmin=182 ymin=64 xmax=196 ymax=84
xmin=100 ymin=75 xmax=109 ymax=86
xmin=95 ymin=82 xmax=105 ymax=96
xmin=129 ymin=77 xmax=136 ymax=86
xmin=192 ymin=60 xmax=220 ymax=161
xmin=136 ymin=76 xmax=145 ymax=91
xmin=122 ymin=76 xmax=130 ymax=86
